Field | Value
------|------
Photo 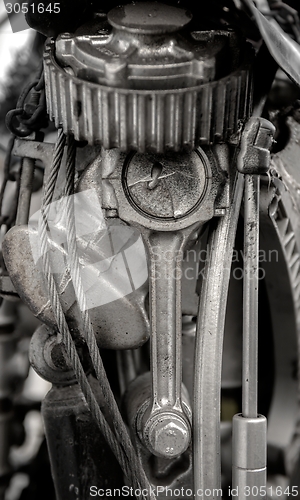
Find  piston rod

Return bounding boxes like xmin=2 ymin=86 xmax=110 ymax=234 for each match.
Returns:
xmin=141 ymin=230 xmax=194 ymax=459
xmin=232 ymin=117 xmax=275 ymax=500
xmin=232 ymin=174 xmax=267 ymax=500
xmin=242 ymin=174 xmax=260 ymax=419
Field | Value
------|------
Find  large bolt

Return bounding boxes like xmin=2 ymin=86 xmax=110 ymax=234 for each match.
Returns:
xmin=145 ymin=413 xmax=191 ymax=458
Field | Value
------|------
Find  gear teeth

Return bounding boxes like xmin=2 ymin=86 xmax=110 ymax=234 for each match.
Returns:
xmin=44 ymin=41 xmax=253 ymax=153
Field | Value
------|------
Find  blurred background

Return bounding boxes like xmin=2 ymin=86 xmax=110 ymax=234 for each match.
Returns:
xmin=0 ymin=5 xmax=54 ymax=499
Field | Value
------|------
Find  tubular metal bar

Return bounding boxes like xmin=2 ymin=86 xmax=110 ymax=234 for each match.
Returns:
xmin=16 ymin=157 xmax=35 ymax=226
xmin=232 ymin=414 xmax=267 ymax=500
xmin=242 ymin=174 xmax=260 ymax=419
xmin=116 ymin=350 xmax=137 ymax=396
xmin=232 ymin=174 xmax=267 ymax=500
xmin=193 ymin=173 xmax=245 ymax=500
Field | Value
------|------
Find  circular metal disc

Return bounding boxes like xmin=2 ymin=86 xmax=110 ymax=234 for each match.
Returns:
xmin=123 ymin=150 xmax=209 ymax=220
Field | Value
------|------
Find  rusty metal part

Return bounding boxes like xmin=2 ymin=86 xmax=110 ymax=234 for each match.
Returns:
xmin=233 ymin=120 xmax=274 ymax=493
xmin=146 ymin=413 xmax=190 ymax=459
xmin=15 ymin=157 xmax=36 ymax=226
xmin=231 ymin=117 xmax=274 ymax=499
xmin=237 ymin=117 xmax=275 ymax=174
xmin=139 ymin=228 xmax=194 ymax=459
xmin=44 ymin=2 xmax=253 ymax=152
xmin=124 ymin=150 xmax=208 ymax=219
xmin=232 ymin=173 xmax=266 ymax=500
xmin=101 ymin=147 xmax=225 ymax=231
xmin=242 ymin=174 xmax=260 ymax=419
xmin=5 ymin=68 xmax=47 ymax=138
xmin=13 ymin=138 xmax=55 ymax=175
xmin=29 ymin=325 xmax=77 ymax=385
xmin=124 ymin=372 xmax=192 ymax=494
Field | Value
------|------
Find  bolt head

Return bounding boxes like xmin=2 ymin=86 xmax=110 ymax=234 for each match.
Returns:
xmin=147 ymin=414 xmax=190 ymax=458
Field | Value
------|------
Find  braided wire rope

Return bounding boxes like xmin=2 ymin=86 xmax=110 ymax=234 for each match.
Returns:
xmin=64 ymin=135 xmax=156 ymax=499
xmin=39 ymin=129 xmax=156 ymax=500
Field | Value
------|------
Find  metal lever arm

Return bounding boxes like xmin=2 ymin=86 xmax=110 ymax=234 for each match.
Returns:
xmin=141 ymin=227 xmax=198 ymax=459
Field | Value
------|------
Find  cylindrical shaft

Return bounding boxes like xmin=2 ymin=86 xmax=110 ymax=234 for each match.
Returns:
xmin=243 ymin=174 xmax=260 ymax=418
xmin=233 ymin=174 xmax=267 ymax=500
xmin=16 ymin=157 xmax=35 ymax=226
xmin=232 ymin=414 xmax=267 ymax=500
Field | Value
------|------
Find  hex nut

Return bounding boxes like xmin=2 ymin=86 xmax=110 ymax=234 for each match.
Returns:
xmin=146 ymin=413 xmax=191 ymax=458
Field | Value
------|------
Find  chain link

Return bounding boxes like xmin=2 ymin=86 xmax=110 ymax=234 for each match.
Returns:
xmin=5 ymin=65 xmax=48 ymax=138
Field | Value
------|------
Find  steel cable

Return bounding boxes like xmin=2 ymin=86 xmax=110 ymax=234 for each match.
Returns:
xmin=39 ymin=129 xmax=155 ymax=500
xmin=64 ymin=135 xmax=155 ymax=499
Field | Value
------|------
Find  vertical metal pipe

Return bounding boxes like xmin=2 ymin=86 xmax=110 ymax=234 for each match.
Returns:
xmin=242 ymin=174 xmax=260 ymax=419
xmin=232 ymin=174 xmax=267 ymax=500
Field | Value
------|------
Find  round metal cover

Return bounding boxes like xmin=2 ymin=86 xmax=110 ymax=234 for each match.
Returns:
xmin=123 ymin=149 xmax=210 ymax=219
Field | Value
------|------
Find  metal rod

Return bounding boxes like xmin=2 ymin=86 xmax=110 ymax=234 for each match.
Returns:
xmin=242 ymin=174 xmax=260 ymax=418
xmin=16 ymin=157 xmax=35 ymax=226
xmin=232 ymin=174 xmax=266 ymax=500
xmin=116 ymin=350 xmax=137 ymax=396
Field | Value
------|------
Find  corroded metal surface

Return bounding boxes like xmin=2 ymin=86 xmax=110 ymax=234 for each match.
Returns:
xmin=44 ymin=2 xmax=253 ymax=152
